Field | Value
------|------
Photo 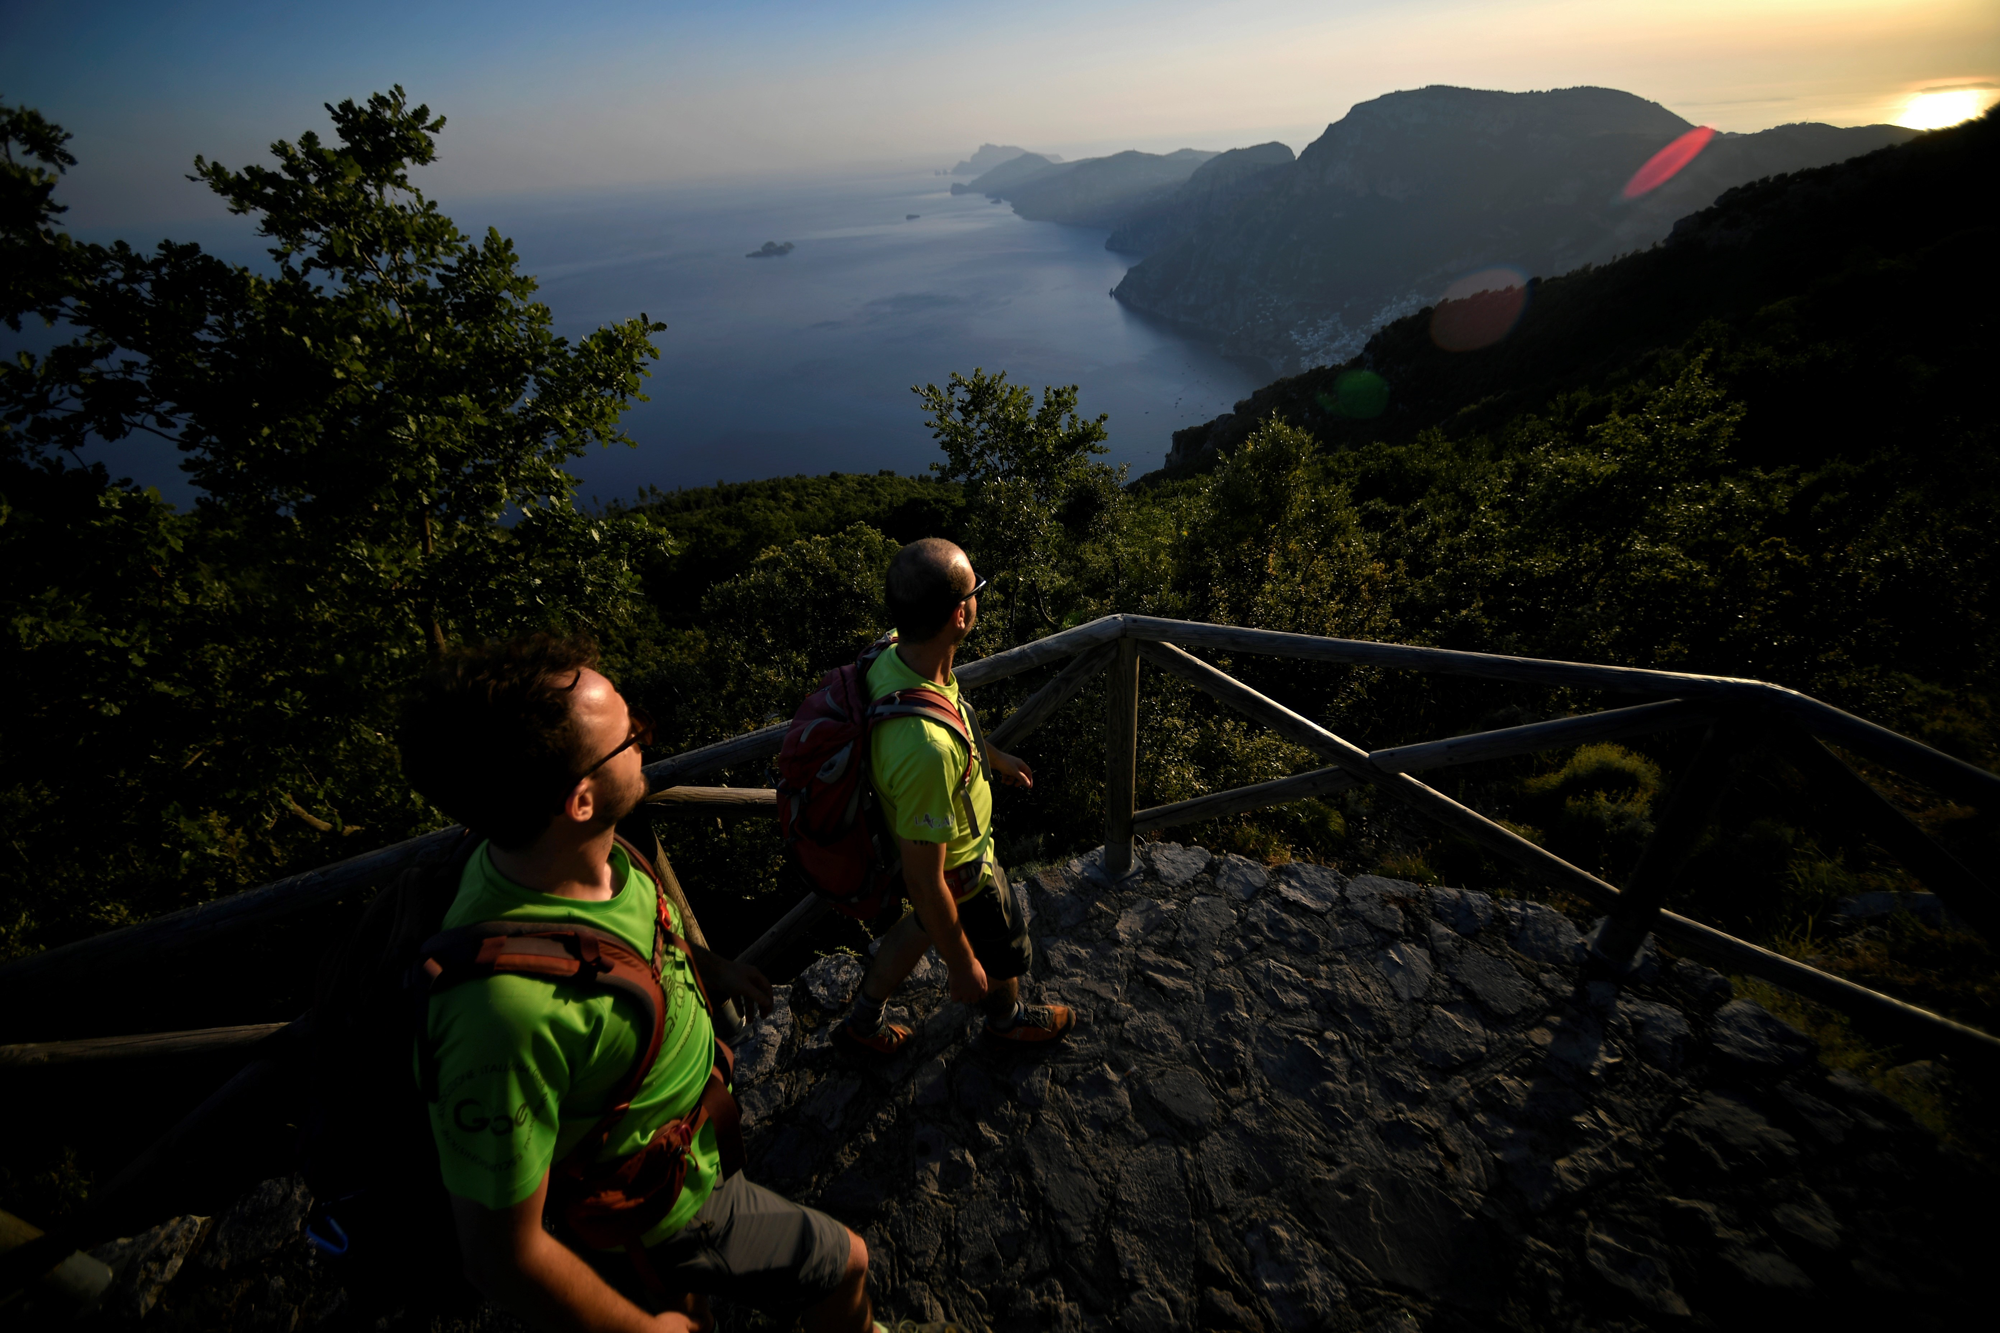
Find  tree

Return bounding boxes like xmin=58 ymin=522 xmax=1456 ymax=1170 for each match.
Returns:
xmin=915 ymin=369 xmax=1117 ymax=643
xmin=0 ymin=91 xmax=672 ymax=954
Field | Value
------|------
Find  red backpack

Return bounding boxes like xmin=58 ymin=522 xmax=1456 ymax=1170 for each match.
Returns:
xmin=775 ymin=635 xmax=984 ymax=920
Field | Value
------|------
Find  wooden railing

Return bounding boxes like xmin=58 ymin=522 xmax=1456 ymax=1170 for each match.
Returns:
xmin=3 ymin=614 xmax=1995 ymax=1068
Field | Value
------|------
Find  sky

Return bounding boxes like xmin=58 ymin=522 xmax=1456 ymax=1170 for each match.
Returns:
xmin=3 ymin=0 xmax=1995 ymax=231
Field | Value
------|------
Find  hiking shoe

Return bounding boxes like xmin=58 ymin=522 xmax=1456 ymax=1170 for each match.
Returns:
xmin=985 ymin=1002 xmax=1074 ymax=1044
xmin=835 ymin=1017 xmax=914 ymax=1060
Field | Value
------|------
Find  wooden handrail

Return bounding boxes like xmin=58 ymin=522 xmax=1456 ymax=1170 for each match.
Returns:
xmin=645 ymin=786 xmax=779 ymax=814
xmin=1117 ymin=615 xmax=2000 ymax=810
xmin=0 ymin=622 xmax=1119 ymax=1005
xmin=1134 ymin=698 xmax=1709 ymax=832
xmin=1135 ymin=639 xmax=2000 ymax=1064
xmin=7 ymin=612 xmax=1992 ymax=1063
xmin=0 ymin=1023 xmax=291 ymax=1068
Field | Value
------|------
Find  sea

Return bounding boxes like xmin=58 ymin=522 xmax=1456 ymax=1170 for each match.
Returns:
xmin=58 ymin=169 xmax=1267 ymax=509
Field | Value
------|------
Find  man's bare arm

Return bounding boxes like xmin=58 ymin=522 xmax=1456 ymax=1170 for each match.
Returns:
xmin=687 ymin=942 xmax=776 ymax=1018
xmin=452 ymin=1176 xmax=698 ymax=1333
xmin=897 ymin=835 xmax=987 ymax=1004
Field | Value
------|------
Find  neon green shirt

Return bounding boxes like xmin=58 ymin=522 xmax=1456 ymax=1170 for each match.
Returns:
xmin=867 ymin=640 xmax=994 ymax=897
xmin=421 ymin=841 xmax=720 ymax=1244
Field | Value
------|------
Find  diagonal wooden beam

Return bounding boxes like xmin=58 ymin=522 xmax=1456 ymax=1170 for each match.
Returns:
xmin=1120 ymin=615 xmax=2000 ymax=810
xmin=1135 ymin=640 xmax=2000 ymax=1065
xmin=1768 ymin=724 xmax=1997 ymax=942
xmin=1369 ymin=699 xmax=1710 ymax=772
xmin=0 ymin=1022 xmax=292 ymax=1068
xmin=1135 ymin=699 xmax=1708 ymax=834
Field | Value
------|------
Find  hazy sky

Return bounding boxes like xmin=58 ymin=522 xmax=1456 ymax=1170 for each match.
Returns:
xmin=3 ymin=0 xmax=1995 ymax=229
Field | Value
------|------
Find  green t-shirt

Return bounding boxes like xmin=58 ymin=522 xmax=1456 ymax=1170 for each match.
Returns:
xmin=421 ymin=841 xmax=720 ymax=1244
xmin=867 ymin=641 xmax=994 ymax=896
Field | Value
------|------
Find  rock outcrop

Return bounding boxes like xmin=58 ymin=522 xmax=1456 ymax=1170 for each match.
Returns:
xmin=1113 ymin=86 xmax=1916 ymax=374
xmin=950 ymin=145 xmax=1060 ymax=177
xmin=735 ymin=844 xmax=1977 ymax=1329
xmin=66 ymin=844 xmax=1980 ymax=1331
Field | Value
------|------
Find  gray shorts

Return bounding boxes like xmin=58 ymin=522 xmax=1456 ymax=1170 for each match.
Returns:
xmin=586 ymin=1173 xmax=851 ymax=1313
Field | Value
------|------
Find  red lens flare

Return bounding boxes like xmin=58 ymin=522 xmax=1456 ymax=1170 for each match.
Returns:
xmin=1430 ymin=267 xmax=1530 ymax=352
xmin=1622 ymin=125 xmax=1716 ymax=200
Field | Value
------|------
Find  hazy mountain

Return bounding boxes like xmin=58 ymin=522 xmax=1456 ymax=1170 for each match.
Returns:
xmin=949 ymin=151 xmax=1061 ymax=196
xmin=1105 ymin=141 xmax=1295 ymax=255
xmin=975 ymin=147 xmax=1222 ymax=228
xmin=948 ymin=143 xmax=1060 ymax=175
xmin=1156 ymin=109 xmax=1992 ymax=480
xmin=1113 ymin=86 xmax=1918 ymax=373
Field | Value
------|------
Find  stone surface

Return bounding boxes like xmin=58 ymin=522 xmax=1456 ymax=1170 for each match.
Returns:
xmin=90 ymin=841 xmax=1984 ymax=1332
xmin=91 ymin=1214 xmax=210 ymax=1320
xmin=1213 ymin=854 xmax=1269 ymax=902
xmin=1273 ymin=863 xmax=1344 ymax=914
xmin=1146 ymin=843 xmax=1212 ymax=889
xmin=200 ymin=1175 xmax=310 ymax=1271
xmin=709 ymin=843 xmax=1983 ymax=1330
xmin=1710 ymin=998 xmax=1817 ymax=1072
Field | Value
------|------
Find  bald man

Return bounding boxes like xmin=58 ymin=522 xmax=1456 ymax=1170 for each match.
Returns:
xmin=838 ymin=539 xmax=1075 ymax=1058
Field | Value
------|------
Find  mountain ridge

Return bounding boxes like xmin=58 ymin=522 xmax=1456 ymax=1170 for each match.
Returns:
xmin=1112 ymin=85 xmax=1918 ymax=374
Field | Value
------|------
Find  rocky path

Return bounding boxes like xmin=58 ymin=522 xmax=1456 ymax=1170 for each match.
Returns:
xmin=59 ymin=843 xmax=1981 ymax=1331
xmin=734 ymin=844 xmax=1978 ymax=1330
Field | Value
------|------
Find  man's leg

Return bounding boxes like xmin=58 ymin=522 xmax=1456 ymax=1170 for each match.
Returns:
xmin=980 ymin=974 xmax=1021 ymax=1027
xmin=860 ymin=908 xmax=932 ymax=1005
xmin=804 ymin=1230 xmax=871 ymax=1333
xmin=963 ymin=868 xmax=1073 ymax=1042
xmin=637 ymin=1174 xmax=868 ymax=1329
xmin=838 ymin=909 xmax=930 ymax=1057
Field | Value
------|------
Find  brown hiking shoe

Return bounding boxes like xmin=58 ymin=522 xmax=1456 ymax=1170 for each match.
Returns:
xmin=835 ymin=1017 xmax=914 ymax=1060
xmin=985 ymin=1002 xmax=1074 ymax=1044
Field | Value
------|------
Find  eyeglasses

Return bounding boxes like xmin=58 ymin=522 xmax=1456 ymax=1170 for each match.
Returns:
xmin=564 ymin=705 xmax=653 ymax=802
xmin=954 ymin=576 xmax=988 ymax=607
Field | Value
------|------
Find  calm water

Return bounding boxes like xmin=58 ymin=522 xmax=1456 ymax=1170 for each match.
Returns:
xmin=62 ymin=170 xmax=1267 ymax=506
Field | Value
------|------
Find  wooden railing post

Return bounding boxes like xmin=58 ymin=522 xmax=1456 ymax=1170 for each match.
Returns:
xmin=1105 ymin=635 xmax=1140 ymax=876
xmin=1589 ymin=721 xmax=1748 ymax=975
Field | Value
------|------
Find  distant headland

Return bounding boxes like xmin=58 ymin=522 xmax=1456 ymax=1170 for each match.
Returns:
xmin=746 ymin=241 xmax=795 ymax=259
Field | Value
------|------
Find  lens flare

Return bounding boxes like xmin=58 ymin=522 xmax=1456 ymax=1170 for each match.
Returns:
xmin=1622 ymin=126 xmax=1716 ymax=201
xmin=1430 ymin=267 xmax=1529 ymax=353
xmin=1315 ymin=369 xmax=1389 ymax=420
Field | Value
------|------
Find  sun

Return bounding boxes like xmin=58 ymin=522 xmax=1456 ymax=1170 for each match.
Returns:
xmin=1896 ymin=88 xmax=1996 ymax=131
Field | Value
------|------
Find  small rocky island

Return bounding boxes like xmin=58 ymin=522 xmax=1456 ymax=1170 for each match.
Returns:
xmin=62 ymin=844 xmax=1981 ymax=1331
xmin=745 ymin=241 xmax=794 ymax=259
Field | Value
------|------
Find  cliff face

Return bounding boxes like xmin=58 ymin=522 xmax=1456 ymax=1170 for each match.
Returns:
xmin=1105 ymin=143 xmax=1295 ymax=256
xmin=1114 ymin=86 xmax=1916 ymax=375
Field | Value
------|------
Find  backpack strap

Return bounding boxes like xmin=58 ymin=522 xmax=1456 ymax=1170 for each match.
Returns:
xmin=613 ymin=832 xmax=722 ymax=1024
xmin=867 ymin=686 xmax=984 ymax=837
xmin=413 ymin=922 xmax=665 ymax=1114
